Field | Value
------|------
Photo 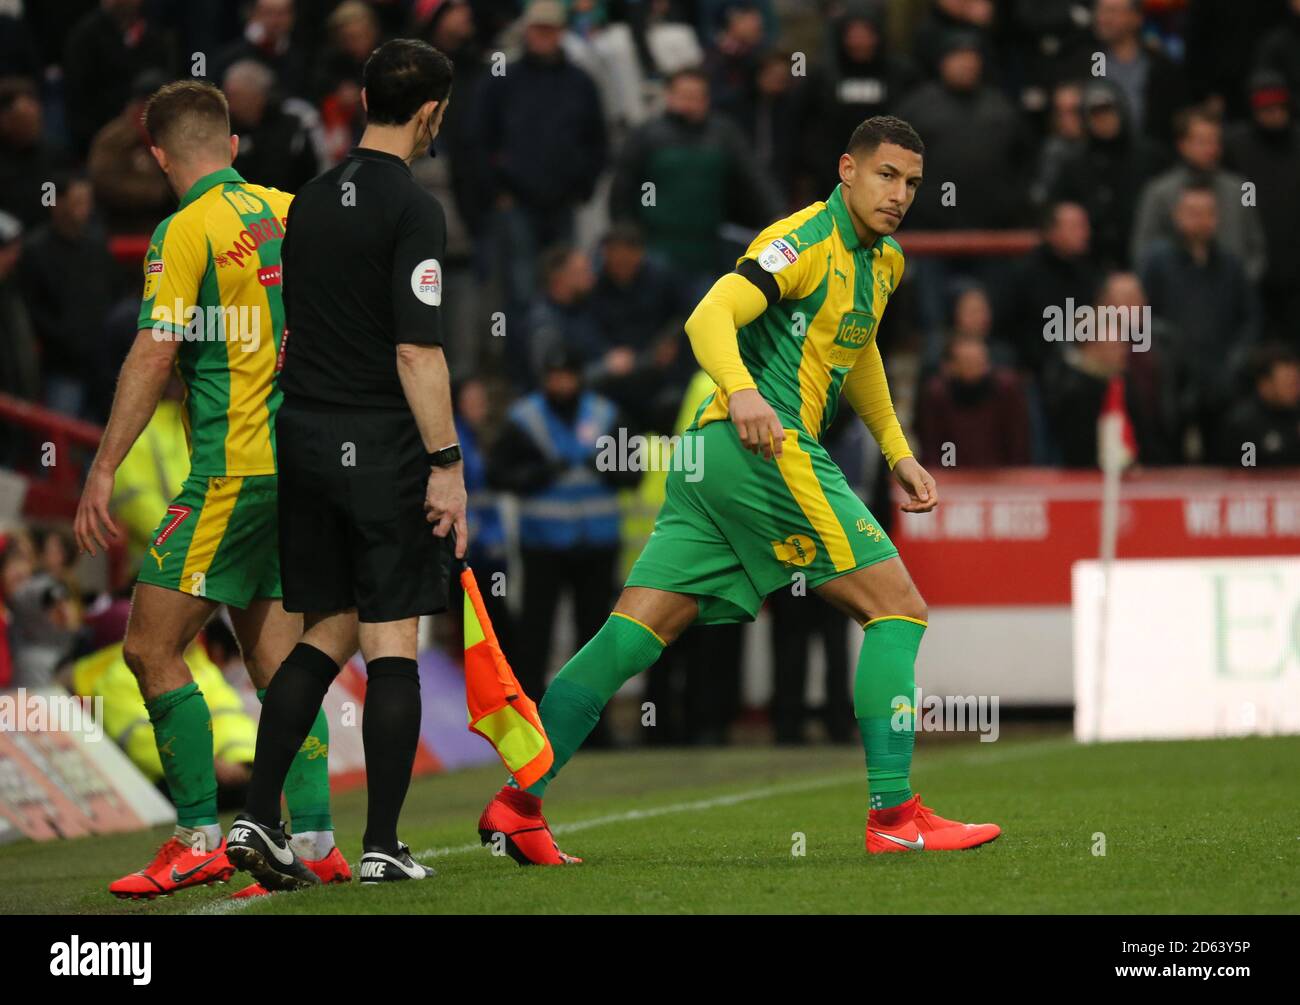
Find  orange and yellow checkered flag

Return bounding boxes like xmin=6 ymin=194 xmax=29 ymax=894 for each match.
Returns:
xmin=461 ymin=566 xmax=553 ymax=789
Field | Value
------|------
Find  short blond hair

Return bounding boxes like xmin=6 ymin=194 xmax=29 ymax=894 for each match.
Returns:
xmin=143 ymin=80 xmax=231 ymax=160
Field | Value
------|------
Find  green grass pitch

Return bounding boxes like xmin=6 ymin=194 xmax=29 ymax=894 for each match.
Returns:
xmin=3 ymin=730 xmax=1297 ymax=914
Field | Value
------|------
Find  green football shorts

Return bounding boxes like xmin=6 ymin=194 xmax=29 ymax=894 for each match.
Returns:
xmin=135 ymin=472 xmax=282 ymax=608
xmin=626 ymin=420 xmax=898 ymax=623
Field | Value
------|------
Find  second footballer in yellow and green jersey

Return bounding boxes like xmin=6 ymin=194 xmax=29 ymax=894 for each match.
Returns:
xmin=75 ymin=80 xmax=341 ymax=901
xmin=135 ymin=165 xmax=291 ymax=606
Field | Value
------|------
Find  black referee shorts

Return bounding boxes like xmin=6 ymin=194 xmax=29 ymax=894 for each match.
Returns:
xmin=277 ymin=400 xmax=451 ymax=623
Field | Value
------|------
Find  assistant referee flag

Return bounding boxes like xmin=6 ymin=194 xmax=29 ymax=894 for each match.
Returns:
xmin=462 ymin=567 xmax=552 ymax=788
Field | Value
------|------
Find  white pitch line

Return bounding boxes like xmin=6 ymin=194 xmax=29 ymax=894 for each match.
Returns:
xmin=413 ymin=771 xmax=864 ymax=861
xmin=413 ymin=734 xmax=1072 ymax=861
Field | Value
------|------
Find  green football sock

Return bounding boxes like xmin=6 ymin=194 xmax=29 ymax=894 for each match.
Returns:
xmin=855 ymin=617 xmax=926 ymax=812
xmin=257 ymin=688 xmax=334 ymax=833
xmin=146 ymin=682 xmax=218 ymax=828
xmin=522 ymin=612 xmax=666 ymax=797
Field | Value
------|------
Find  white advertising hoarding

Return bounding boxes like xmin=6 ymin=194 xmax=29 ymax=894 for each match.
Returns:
xmin=1073 ymin=557 xmax=1300 ymax=741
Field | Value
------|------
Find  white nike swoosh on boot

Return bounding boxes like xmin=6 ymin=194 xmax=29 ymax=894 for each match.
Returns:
xmin=246 ymin=821 xmax=295 ymax=865
xmin=874 ymin=830 xmax=925 ymax=850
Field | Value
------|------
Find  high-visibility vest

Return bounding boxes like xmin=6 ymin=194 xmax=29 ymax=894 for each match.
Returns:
xmin=510 ymin=390 xmax=621 ymax=549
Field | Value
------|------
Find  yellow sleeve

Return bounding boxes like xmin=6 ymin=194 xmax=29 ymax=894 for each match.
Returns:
xmin=138 ymin=212 xmax=207 ymax=336
xmin=683 ymin=271 xmax=769 ymax=395
xmin=842 ymin=340 xmax=913 ymax=469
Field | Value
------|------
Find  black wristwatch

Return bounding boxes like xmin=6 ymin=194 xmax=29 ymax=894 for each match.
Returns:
xmin=427 ymin=443 xmax=462 ymax=468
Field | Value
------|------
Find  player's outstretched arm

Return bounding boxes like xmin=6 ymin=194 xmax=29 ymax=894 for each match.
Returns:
xmin=75 ymin=327 xmax=179 ymax=555
xmin=684 ymin=272 xmax=785 ymax=459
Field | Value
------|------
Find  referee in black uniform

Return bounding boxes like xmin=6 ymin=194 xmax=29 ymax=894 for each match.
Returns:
xmin=228 ymin=39 xmax=467 ymax=888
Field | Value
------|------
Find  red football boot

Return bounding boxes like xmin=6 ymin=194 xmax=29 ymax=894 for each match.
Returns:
xmin=866 ymin=794 xmax=1001 ymax=854
xmin=109 ymin=835 xmax=235 ymax=899
xmin=478 ymin=786 xmax=581 ymax=866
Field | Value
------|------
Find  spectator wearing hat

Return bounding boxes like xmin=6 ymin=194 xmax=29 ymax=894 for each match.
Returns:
xmin=1216 ymin=344 xmax=1300 ymax=466
xmin=87 ymin=70 xmax=174 ymax=234
xmin=913 ymin=0 xmax=996 ymax=82
xmin=1031 ymin=80 xmax=1087 ymax=205
xmin=809 ymin=0 xmax=919 ymax=198
xmin=486 ymin=343 xmax=639 ymax=717
xmin=896 ymin=32 xmax=1027 ymax=232
xmin=1185 ymin=0 xmax=1288 ymax=120
xmin=474 ymin=0 xmax=607 ymax=330
xmin=1050 ymin=79 xmax=1165 ymax=269
xmin=1224 ymin=70 xmax=1300 ymax=343
xmin=1132 ymin=105 xmax=1268 ymax=284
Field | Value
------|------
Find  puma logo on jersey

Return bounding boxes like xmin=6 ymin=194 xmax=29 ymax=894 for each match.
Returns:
xmin=149 ymin=547 xmax=171 ymax=570
xmin=834 ymin=268 xmax=848 ymax=284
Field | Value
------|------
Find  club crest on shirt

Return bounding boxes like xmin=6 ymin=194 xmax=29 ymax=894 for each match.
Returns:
xmin=757 ymin=238 xmax=799 ymax=274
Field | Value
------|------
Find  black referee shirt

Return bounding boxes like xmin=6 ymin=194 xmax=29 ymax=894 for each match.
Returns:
xmin=279 ymin=147 xmax=446 ymax=410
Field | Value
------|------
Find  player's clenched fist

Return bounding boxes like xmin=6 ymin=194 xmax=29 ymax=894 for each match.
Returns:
xmin=728 ymin=388 xmax=786 ymax=460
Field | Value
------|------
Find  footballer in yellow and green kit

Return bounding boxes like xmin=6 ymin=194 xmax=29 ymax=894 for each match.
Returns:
xmin=480 ymin=117 xmax=1001 ymax=864
xmin=135 ymin=167 xmax=290 ymax=608
xmin=626 ymin=183 xmax=911 ymax=623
